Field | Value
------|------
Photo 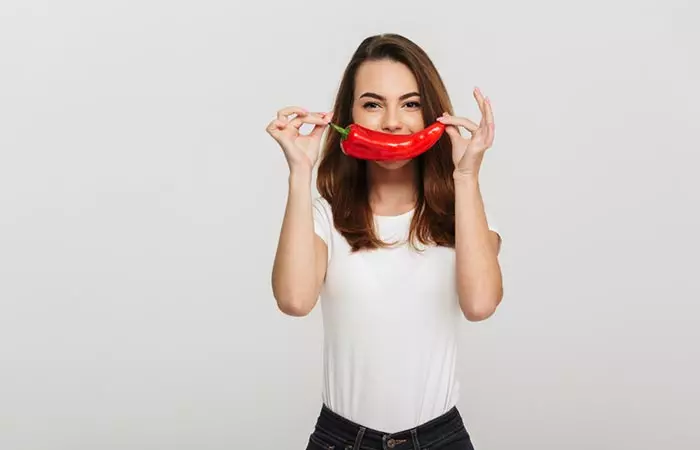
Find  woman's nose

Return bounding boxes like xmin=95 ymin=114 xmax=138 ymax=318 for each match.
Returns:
xmin=381 ymin=112 xmax=403 ymax=133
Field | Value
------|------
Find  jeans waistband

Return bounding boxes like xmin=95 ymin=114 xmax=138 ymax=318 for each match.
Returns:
xmin=314 ymin=404 xmax=466 ymax=450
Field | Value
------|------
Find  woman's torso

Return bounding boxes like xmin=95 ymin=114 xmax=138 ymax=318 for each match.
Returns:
xmin=315 ymin=197 xmax=462 ymax=433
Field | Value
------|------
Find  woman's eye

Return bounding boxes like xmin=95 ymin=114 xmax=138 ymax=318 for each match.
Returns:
xmin=362 ymin=101 xmax=420 ymax=109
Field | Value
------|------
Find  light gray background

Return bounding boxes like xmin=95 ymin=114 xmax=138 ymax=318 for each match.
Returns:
xmin=1 ymin=1 xmax=698 ymax=449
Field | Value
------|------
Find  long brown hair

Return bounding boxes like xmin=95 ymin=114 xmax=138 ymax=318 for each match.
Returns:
xmin=317 ymin=33 xmax=457 ymax=252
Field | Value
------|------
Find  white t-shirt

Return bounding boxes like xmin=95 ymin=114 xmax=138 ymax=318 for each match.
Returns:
xmin=312 ymin=196 xmax=500 ymax=433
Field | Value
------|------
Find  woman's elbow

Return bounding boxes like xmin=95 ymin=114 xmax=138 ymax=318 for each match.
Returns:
xmin=276 ymin=297 xmax=315 ymax=317
xmin=271 ymin=284 xmax=317 ymax=317
xmin=460 ymin=293 xmax=503 ymax=322
xmin=463 ymin=305 xmax=496 ymax=321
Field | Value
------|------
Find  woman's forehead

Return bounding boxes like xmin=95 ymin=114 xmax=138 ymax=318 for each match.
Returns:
xmin=354 ymin=60 xmax=419 ymax=96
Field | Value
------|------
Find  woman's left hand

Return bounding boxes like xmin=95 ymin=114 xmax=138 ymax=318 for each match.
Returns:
xmin=437 ymin=87 xmax=495 ymax=177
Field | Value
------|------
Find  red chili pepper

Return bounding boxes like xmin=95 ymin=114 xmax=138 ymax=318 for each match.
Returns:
xmin=328 ymin=121 xmax=446 ymax=161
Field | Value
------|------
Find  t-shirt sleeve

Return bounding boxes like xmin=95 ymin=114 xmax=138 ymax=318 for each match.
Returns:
xmin=312 ymin=196 xmax=333 ymax=261
xmin=485 ymin=209 xmax=502 ymax=252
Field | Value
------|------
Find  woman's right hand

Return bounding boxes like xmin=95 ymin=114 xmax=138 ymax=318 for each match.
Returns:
xmin=266 ymin=106 xmax=333 ymax=172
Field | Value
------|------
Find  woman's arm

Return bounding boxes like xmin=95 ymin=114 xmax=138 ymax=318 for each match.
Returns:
xmin=454 ymin=172 xmax=503 ymax=321
xmin=271 ymin=168 xmax=328 ymax=316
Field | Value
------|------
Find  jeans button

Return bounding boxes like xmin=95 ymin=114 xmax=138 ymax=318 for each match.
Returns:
xmin=387 ymin=438 xmax=396 ymax=448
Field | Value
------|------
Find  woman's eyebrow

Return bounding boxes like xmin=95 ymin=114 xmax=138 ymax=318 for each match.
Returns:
xmin=359 ymin=91 xmax=421 ymax=101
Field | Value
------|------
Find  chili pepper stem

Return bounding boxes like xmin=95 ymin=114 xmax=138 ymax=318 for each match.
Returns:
xmin=328 ymin=122 xmax=350 ymax=139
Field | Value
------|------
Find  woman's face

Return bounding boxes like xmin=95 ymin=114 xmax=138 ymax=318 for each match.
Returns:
xmin=351 ymin=59 xmax=425 ymax=170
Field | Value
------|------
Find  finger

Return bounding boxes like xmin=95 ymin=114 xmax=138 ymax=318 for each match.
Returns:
xmin=266 ymin=118 xmax=288 ymax=134
xmin=473 ymin=88 xmax=488 ymax=127
xmin=444 ymin=125 xmax=462 ymax=140
xmin=474 ymin=87 xmax=486 ymax=112
xmin=484 ymin=97 xmax=495 ymax=126
xmin=437 ymin=113 xmax=478 ymax=133
xmin=277 ymin=106 xmax=308 ymax=121
xmin=266 ymin=121 xmax=294 ymax=147
xmin=484 ymin=97 xmax=495 ymax=145
xmin=288 ymin=113 xmax=331 ymax=129
xmin=310 ymin=112 xmax=333 ymax=138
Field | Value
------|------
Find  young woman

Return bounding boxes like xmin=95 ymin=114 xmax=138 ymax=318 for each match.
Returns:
xmin=266 ymin=33 xmax=503 ymax=450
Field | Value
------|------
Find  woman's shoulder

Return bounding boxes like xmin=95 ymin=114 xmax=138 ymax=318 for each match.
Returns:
xmin=313 ymin=194 xmax=331 ymax=209
xmin=312 ymin=194 xmax=333 ymax=218
xmin=312 ymin=195 xmax=335 ymax=249
xmin=312 ymin=194 xmax=334 ymax=229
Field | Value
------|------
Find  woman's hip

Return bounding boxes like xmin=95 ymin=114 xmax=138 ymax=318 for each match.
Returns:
xmin=305 ymin=404 xmax=475 ymax=450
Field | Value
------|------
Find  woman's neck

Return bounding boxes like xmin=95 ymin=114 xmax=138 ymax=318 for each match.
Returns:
xmin=366 ymin=161 xmax=418 ymax=216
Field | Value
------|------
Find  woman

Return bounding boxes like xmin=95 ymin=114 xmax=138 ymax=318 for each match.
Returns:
xmin=266 ymin=33 xmax=503 ymax=450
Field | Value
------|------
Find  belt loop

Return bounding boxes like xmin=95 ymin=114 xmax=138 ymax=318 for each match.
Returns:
xmin=411 ymin=428 xmax=420 ymax=449
xmin=353 ymin=426 xmax=366 ymax=450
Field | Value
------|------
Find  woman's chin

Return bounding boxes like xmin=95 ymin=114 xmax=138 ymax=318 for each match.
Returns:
xmin=370 ymin=159 xmax=413 ymax=170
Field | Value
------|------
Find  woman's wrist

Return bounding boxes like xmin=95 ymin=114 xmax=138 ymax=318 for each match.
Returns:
xmin=289 ymin=166 xmax=313 ymax=187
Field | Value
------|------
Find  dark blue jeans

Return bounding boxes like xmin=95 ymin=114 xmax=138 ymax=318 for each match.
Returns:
xmin=305 ymin=404 xmax=475 ymax=450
